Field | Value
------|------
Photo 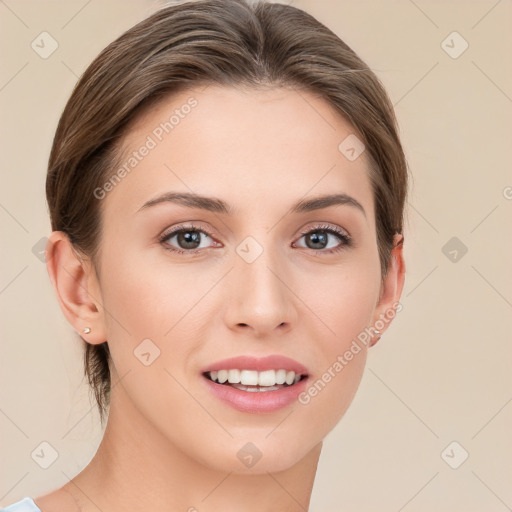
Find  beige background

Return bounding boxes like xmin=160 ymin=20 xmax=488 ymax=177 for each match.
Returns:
xmin=1 ymin=0 xmax=511 ymax=510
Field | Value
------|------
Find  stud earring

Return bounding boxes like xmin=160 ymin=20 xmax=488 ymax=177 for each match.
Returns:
xmin=83 ymin=327 xmax=92 ymax=334
xmin=374 ymin=329 xmax=381 ymax=339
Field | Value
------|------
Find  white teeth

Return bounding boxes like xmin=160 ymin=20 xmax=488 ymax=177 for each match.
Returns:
xmin=275 ymin=369 xmax=287 ymax=385
xmin=227 ymin=369 xmax=241 ymax=383
xmin=240 ymin=370 xmax=259 ymax=386
xmin=207 ymin=369 xmax=305 ymax=387
xmin=258 ymin=370 xmax=276 ymax=386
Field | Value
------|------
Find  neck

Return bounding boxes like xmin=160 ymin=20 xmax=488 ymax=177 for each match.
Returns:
xmin=64 ymin=382 xmax=322 ymax=512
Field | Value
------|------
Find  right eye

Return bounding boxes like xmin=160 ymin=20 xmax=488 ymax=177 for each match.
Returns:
xmin=159 ymin=223 xmax=221 ymax=255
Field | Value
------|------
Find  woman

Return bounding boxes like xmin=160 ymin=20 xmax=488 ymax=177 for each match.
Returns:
xmin=2 ymin=0 xmax=407 ymax=510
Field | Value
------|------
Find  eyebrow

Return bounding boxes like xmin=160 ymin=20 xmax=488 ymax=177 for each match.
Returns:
xmin=137 ymin=191 xmax=366 ymax=218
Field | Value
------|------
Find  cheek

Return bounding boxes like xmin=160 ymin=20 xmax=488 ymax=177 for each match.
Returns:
xmin=100 ymin=247 xmax=214 ymax=337
xmin=295 ymin=255 xmax=380 ymax=346
xmin=292 ymin=259 xmax=379 ymax=417
xmin=97 ymin=249 xmax=223 ymax=388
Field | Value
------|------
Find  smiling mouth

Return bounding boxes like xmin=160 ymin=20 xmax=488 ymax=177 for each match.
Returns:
xmin=203 ymin=369 xmax=308 ymax=392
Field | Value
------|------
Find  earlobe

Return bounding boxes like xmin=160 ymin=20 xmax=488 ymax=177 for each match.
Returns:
xmin=45 ymin=231 xmax=107 ymax=345
xmin=370 ymin=233 xmax=406 ymax=347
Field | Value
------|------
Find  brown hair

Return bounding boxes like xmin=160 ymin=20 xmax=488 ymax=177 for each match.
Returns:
xmin=46 ymin=0 xmax=409 ymax=426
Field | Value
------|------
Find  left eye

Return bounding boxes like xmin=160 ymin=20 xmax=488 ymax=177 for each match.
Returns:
xmin=295 ymin=226 xmax=351 ymax=252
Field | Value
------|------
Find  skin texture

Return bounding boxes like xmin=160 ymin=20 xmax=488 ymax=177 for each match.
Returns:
xmin=38 ymin=85 xmax=405 ymax=512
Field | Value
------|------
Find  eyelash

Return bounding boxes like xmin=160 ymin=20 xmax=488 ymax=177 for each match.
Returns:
xmin=158 ymin=223 xmax=352 ymax=256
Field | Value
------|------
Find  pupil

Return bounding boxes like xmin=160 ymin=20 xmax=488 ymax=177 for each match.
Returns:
xmin=178 ymin=231 xmax=200 ymax=249
xmin=307 ymin=231 xmax=327 ymax=249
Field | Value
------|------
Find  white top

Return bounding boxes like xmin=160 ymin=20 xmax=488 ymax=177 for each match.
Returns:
xmin=1 ymin=498 xmax=42 ymax=512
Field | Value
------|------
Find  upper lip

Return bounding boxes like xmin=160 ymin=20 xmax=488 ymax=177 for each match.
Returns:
xmin=200 ymin=355 xmax=309 ymax=375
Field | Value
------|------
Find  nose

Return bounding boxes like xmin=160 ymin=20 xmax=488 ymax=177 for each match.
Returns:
xmin=224 ymin=246 xmax=297 ymax=337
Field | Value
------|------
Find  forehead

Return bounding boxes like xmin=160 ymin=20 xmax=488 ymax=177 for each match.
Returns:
xmin=103 ymin=84 xmax=375 ymax=224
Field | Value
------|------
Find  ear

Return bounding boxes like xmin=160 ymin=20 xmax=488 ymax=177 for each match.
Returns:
xmin=45 ymin=231 xmax=107 ymax=345
xmin=369 ymin=233 xmax=406 ymax=347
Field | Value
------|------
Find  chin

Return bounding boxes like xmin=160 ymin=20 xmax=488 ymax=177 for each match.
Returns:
xmin=198 ymin=435 xmax=317 ymax=475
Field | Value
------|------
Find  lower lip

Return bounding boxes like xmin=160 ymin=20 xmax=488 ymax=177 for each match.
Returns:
xmin=202 ymin=375 xmax=309 ymax=413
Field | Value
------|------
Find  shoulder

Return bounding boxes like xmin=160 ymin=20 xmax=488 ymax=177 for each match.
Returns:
xmin=1 ymin=497 xmax=42 ymax=512
xmin=3 ymin=483 xmax=82 ymax=512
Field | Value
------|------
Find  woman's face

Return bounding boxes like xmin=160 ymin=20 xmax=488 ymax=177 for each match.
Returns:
xmin=89 ymin=85 xmax=402 ymax=473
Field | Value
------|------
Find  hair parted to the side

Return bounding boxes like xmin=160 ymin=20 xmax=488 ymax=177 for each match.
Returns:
xmin=46 ymin=0 xmax=410 ymax=426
